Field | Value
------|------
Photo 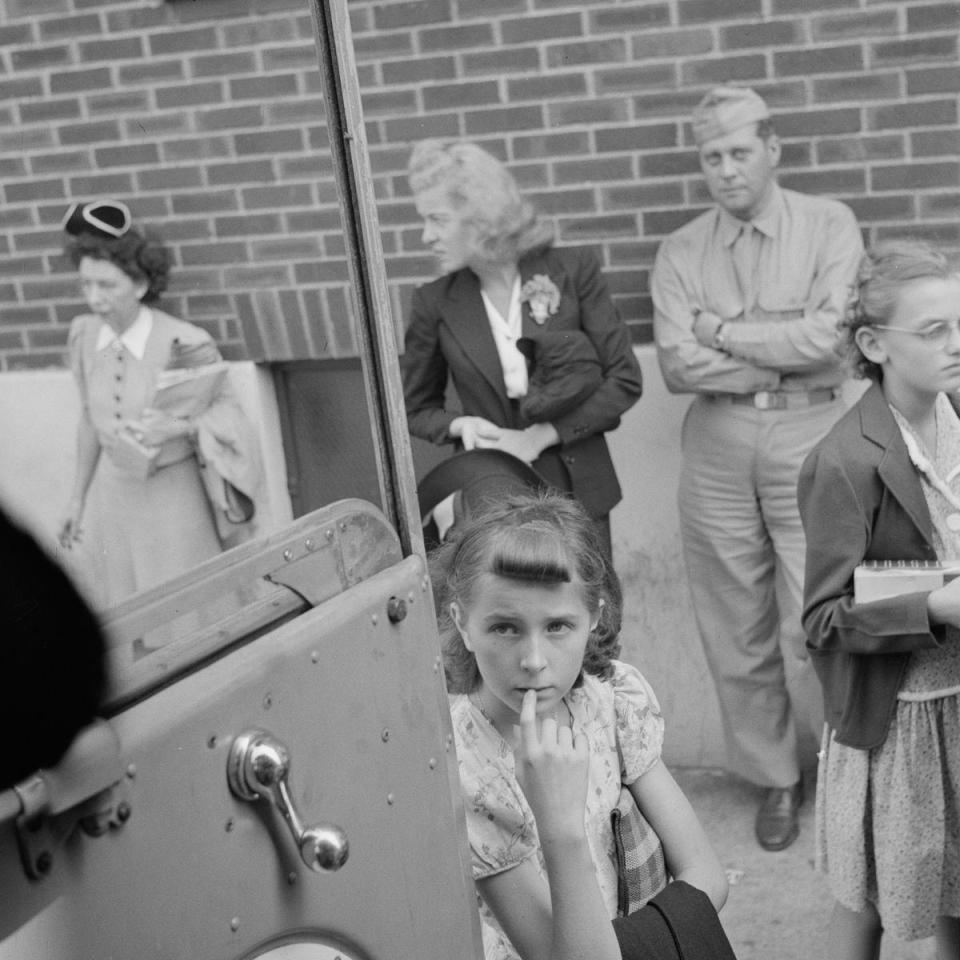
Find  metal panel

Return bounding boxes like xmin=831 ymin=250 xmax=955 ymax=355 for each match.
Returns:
xmin=0 ymin=551 xmax=480 ymax=959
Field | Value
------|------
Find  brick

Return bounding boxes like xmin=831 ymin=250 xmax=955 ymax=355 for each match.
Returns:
xmin=907 ymin=66 xmax=960 ymax=96
xmin=0 ymin=158 xmax=28 ymax=178
xmin=596 ymin=63 xmax=677 ymax=95
xmin=512 ymin=162 xmax=550 ymax=190
xmin=608 ymin=241 xmax=664 ymax=267
xmin=216 ymin=213 xmax=284 ymax=237
xmin=0 ymin=256 xmax=47 ymax=277
xmin=775 ymin=45 xmax=863 ymax=77
xmin=251 ymin=237 xmax=323 ymax=261
xmin=185 ymin=294 xmax=234 ymax=316
xmin=548 ymin=98 xmax=631 ymax=127
xmin=679 ymin=0 xmax=763 ymax=24
xmin=631 ymin=28 xmax=713 ymax=60
xmin=5 ymin=0 xmax=67 ymax=14
xmin=59 ymin=119 xmax=123 ymax=146
xmin=6 ymin=352 xmax=70 ymax=372
xmin=196 ymin=106 xmax=265 ymax=132
xmin=148 ymin=27 xmax=218 ymax=57
xmin=590 ymin=4 xmax=670 ymax=30
xmin=373 ymin=0 xmax=452 ymax=30
xmin=19 ymin=97 xmax=81 ymax=124
xmin=225 ymin=264 xmax=294 ymax=288
xmin=458 ymin=0 xmax=527 ymax=17
xmin=508 ymin=73 xmax=589 ymax=101
xmin=501 ymin=13 xmax=583 ymax=45
xmin=876 ymin=223 xmax=960 ymax=245
xmin=88 ymin=91 xmax=152 ymax=115
xmin=872 ymin=162 xmax=960 ymax=192
xmin=0 ymin=208 xmax=36 ymax=230
xmin=643 ymin=208 xmax=709 ymax=236
xmin=262 ymin=43 xmax=321 ymax=71
xmin=68 ymin=173 xmax=135 ymax=196
xmin=526 ymin=189 xmax=596 ymax=215
xmin=242 ymin=184 xmax=315 ymax=209
xmin=363 ymin=88 xmax=420 ymax=116
xmin=50 ymin=67 xmax=113 ymax=95
xmin=594 ymin=123 xmax=679 ymax=153
xmin=554 ymin=157 xmax=633 ymax=186
xmin=813 ymin=72 xmax=901 ymax=103
xmin=559 ymin=214 xmax=639 ymax=241
xmin=5 ymin=180 xmax=65 ymax=203
xmin=683 ymin=53 xmax=766 ymax=84
xmin=137 ymin=166 xmax=205 ymax=191
xmin=79 ymin=37 xmax=145 ymax=61
xmin=843 ymin=194 xmax=915 ymax=221
xmin=780 ymin=142 xmax=812 ymax=168
xmin=0 ymin=24 xmax=33 ymax=45
xmin=11 ymin=45 xmax=71 ymax=70
xmin=912 ymin=129 xmax=960 ymax=158
xmin=179 ymin=242 xmax=249 ymax=266
xmin=26 ymin=326 xmax=69 ymax=351
xmin=234 ymin=129 xmax=305 ymax=155
xmin=816 ymin=134 xmax=905 ymax=165
xmin=812 ymin=10 xmax=899 ymax=40
xmin=779 ymin=168 xmax=866 ymax=195
xmin=192 ymin=52 xmax=259 ymax=78
xmin=772 ymin=0 xmax=857 ymax=10
xmin=105 ymin=6 xmax=173 ymax=31
xmin=603 ymin=182 xmax=685 ymax=208
xmin=511 ymin=132 xmax=589 ymax=163
xmin=919 ymin=193 xmax=960 ymax=218
xmin=423 ymin=80 xmax=500 ymax=111
xmin=0 ymin=128 xmax=54 ymax=152
xmin=907 ymin=4 xmax=960 ymax=32
xmin=207 ymin=160 xmax=276 ymax=186
xmin=231 ymin=74 xmax=298 ymax=101
xmin=547 ymin=38 xmax=627 ymax=69
xmin=872 ymin=36 xmax=957 ymax=66
xmin=353 ymin=32 xmax=415 ymax=61
xmin=93 ymin=143 xmax=160 ymax=168
xmin=420 ymin=24 xmax=495 ymax=53
xmin=383 ymin=57 xmax=457 ymax=85
xmin=464 ymin=47 xmax=540 ymax=76
xmin=171 ymin=190 xmax=241 ymax=214
xmin=719 ymin=20 xmax=803 ymax=49
xmin=0 ymin=77 xmax=45 ymax=101
xmin=465 ymin=105 xmax=544 ymax=135
xmin=223 ymin=18 xmax=297 ymax=47
xmin=775 ymin=107 xmax=861 ymax=137
xmin=118 ymin=60 xmax=185 ymax=86
xmin=640 ymin=151 xmax=702 ymax=177
xmin=125 ymin=113 xmax=190 ymax=139
xmin=868 ymin=98 xmax=957 ymax=131
xmin=154 ymin=82 xmax=223 ymax=110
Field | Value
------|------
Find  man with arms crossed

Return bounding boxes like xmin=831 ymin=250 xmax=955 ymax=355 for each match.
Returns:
xmin=652 ymin=86 xmax=862 ymax=851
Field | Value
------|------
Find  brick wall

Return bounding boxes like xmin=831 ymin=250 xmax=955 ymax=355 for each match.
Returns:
xmin=1 ymin=0 xmax=958 ymax=370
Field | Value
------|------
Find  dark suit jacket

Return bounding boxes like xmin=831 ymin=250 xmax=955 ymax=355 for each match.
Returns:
xmin=402 ymin=245 xmax=643 ymax=519
xmin=797 ymin=381 xmax=950 ymax=749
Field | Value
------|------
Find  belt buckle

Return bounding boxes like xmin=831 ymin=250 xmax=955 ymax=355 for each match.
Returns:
xmin=753 ymin=390 xmax=778 ymax=410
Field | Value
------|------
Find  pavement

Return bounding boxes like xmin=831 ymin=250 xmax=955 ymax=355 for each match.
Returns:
xmin=671 ymin=768 xmax=937 ymax=960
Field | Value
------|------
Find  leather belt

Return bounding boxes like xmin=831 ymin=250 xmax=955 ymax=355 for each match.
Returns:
xmin=713 ymin=388 xmax=840 ymax=410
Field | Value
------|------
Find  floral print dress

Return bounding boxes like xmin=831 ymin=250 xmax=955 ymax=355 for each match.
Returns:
xmin=449 ymin=659 xmax=664 ymax=960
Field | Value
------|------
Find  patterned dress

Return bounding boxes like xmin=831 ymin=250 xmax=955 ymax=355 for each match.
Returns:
xmin=449 ymin=659 xmax=664 ymax=960
xmin=816 ymin=392 xmax=960 ymax=940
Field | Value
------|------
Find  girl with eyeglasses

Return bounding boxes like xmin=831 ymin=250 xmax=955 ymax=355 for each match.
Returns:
xmin=798 ymin=239 xmax=960 ymax=960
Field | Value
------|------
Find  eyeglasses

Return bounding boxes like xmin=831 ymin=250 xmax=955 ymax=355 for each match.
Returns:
xmin=872 ymin=319 xmax=960 ymax=347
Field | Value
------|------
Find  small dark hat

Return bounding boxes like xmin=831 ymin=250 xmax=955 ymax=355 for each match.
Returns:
xmin=62 ymin=199 xmax=132 ymax=239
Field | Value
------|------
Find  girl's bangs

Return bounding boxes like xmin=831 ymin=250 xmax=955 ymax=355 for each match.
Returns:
xmin=487 ymin=523 xmax=572 ymax=584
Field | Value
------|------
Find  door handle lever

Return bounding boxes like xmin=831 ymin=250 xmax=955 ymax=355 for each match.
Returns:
xmin=227 ymin=729 xmax=349 ymax=873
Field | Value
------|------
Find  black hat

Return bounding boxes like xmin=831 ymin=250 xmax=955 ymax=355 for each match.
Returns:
xmin=62 ymin=199 xmax=132 ymax=239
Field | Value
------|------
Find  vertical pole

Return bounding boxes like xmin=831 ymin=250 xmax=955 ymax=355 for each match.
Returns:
xmin=306 ymin=0 xmax=425 ymax=559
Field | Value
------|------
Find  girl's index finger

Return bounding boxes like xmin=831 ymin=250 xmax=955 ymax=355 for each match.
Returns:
xmin=518 ymin=689 xmax=539 ymax=746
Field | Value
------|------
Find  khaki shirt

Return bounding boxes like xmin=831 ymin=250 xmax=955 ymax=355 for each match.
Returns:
xmin=652 ymin=185 xmax=863 ymax=395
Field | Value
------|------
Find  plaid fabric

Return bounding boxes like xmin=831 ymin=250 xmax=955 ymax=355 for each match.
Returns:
xmin=610 ymin=785 xmax=668 ymax=916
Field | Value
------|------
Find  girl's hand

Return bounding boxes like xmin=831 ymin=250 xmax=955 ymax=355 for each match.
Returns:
xmin=476 ymin=423 xmax=559 ymax=464
xmin=57 ymin=498 xmax=85 ymax=549
xmin=927 ymin=576 xmax=960 ymax=630
xmin=513 ymin=690 xmax=588 ymax=843
xmin=449 ymin=415 xmax=501 ymax=451
xmin=124 ymin=408 xmax=195 ymax=447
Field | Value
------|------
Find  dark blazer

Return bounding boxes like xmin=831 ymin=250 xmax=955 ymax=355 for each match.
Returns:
xmin=402 ymin=245 xmax=643 ymax=519
xmin=797 ymin=381 xmax=949 ymax=749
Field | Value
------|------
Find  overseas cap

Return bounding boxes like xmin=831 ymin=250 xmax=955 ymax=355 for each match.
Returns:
xmin=692 ymin=86 xmax=770 ymax=146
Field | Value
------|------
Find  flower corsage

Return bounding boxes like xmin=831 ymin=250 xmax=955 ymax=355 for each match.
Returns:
xmin=520 ymin=274 xmax=561 ymax=324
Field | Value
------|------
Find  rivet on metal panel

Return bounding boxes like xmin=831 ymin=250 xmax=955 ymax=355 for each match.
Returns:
xmin=207 ymin=735 xmax=217 ymax=749
xmin=287 ymin=871 xmax=298 ymax=885
xmin=263 ymin=694 xmax=273 ymax=710
xmin=34 ymin=851 xmax=52 ymax=876
xmin=115 ymin=801 xmax=132 ymax=824
xmin=230 ymin=917 xmax=240 ymax=932
xmin=386 ymin=596 xmax=407 ymax=623
xmin=339 ymin=521 xmax=347 ymax=531
xmin=381 ymin=729 xmax=390 ymax=742
xmin=421 ymin=577 xmax=429 ymax=591
xmin=126 ymin=763 xmax=137 ymax=779
xmin=311 ymin=650 xmax=320 ymax=663
xmin=371 ymin=613 xmax=379 ymax=625
xmin=428 ymin=758 xmax=437 ymax=770
xmin=283 ymin=548 xmax=293 ymax=561
xmin=446 ymin=734 xmax=454 ymax=750
xmin=325 ymin=528 xmax=334 ymax=540
xmin=408 ymin=592 xmax=415 ymax=604
xmin=225 ymin=818 xmax=235 ymax=832
xmin=386 ymin=793 xmax=395 ymax=805
xmin=305 ymin=538 xmax=315 ymax=551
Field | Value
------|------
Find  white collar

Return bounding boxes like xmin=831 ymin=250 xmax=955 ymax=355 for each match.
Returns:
xmin=96 ymin=306 xmax=153 ymax=359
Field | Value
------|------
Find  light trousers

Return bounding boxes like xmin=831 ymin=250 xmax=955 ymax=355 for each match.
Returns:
xmin=678 ymin=395 xmax=843 ymax=788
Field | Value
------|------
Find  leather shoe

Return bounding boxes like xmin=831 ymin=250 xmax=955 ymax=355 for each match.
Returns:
xmin=755 ymin=782 xmax=802 ymax=851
